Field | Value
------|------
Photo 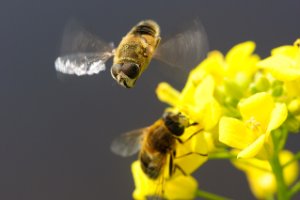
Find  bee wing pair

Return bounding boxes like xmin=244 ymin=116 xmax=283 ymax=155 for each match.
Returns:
xmin=55 ymin=21 xmax=115 ymax=76
xmin=55 ymin=20 xmax=208 ymax=76
xmin=110 ymin=128 xmax=145 ymax=157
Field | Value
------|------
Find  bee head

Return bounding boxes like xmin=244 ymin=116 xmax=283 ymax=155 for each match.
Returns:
xmin=162 ymin=112 xmax=189 ymax=136
xmin=111 ymin=63 xmax=140 ymax=88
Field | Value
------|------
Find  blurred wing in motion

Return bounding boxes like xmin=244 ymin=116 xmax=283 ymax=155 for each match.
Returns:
xmin=55 ymin=20 xmax=115 ymax=76
xmin=154 ymin=19 xmax=209 ymax=70
xmin=111 ymin=128 xmax=145 ymax=157
xmin=55 ymin=52 xmax=113 ymax=75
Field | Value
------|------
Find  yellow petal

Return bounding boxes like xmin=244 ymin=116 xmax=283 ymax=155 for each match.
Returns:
xmin=156 ymin=82 xmax=180 ymax=106
xmin=237 ymin=135 xmax=265 ymax=159
xmin=232 ymin=155 xmax=274 ymax=199
xmin=194 ymin=75 xmax=215 ymax=105
xmin=280 ymin=150 xmax=299 ymax=186
xmin=175 ymin=128 xmax=208 ymax=176
xmin=266 ymin=103 xmax=288 ymax=135
xmin=164 ymin=176 xmax=198 ymax=200
xmin=271 ymin=45 xmax=299 ymax=59
xmin=238 ymin=92 xmax=274 ymax=129
xmin=192 ymin=99 xmax=221 ymax=130
xmin=232 ymin=156 xmax=271 ymax=172
xmin=226 ymin=41 xmax=259 ymax=79
xmin=219 ymin=117 xmax=257 ymax=149
xmin=226 ymin=41 xmax=256 ymax=65
xmin=232 ymin=150 xmax=299 ymax=199
xmin=189 ymin=63 xmax=207 ymax=83
xmin=132 ymin=161 xmax=157 ymax=200
xmin=285 ymin=79 xmax=300 ymax=98
xmin=178 ymin=75 xmax=221 ymax=130
xmin=247 ymin=170 xmax=276 ymax=199
xmin=199 ymin=51 xmax=226 ymax=84
xmin=131 ymin=160 xmax=199 ymax=200
xmin=257 ymin=55 xmax=300 ymax=81
xmin=179 ymin=81 xmax=197 ymax=105
xmin=203 ymin=131 xmax=216 ymax=153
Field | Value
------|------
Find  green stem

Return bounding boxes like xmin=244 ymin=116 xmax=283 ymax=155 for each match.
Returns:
xmin=278 ymin=128 xmax=288 ymax=151
xmin=270 ymin=154 xmax=288 ymax=200
xmin=208 ymin=151 xmax=236 ymax=160
xmin=196 ymin=189 xmax=232 ymax=200
xmin=266 ymin=195 xmax=275 ymax=200
xmin=288 ymin=181 xmax=300 ymax=199
xmin=270 ymin=133 xmax=289 ymax=200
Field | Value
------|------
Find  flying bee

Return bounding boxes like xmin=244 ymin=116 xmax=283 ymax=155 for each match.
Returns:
xmin=110 ymin=111 xmax=207 ymax=180
xmin=55 ymin=19 xmax=208 ymax=88
xmin=110 ymin=20 xmax=160 ymax=88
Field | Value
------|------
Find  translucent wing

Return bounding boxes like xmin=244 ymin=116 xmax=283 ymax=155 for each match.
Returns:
xmin=55 ymin=20 xmax=115 ymax=76
xmin=110 ymin=128 xmax=145 ymax=157
xmin=154 ymin=19 xmax=209 ymax=70
xmin=55 ymin=52 xmax=113 ymax=75
xmin=60 ymin=20 xmax=114 ymax=55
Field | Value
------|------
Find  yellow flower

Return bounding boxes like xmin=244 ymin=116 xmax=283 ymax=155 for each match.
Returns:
xmin=232 ymin=150 xmax=299 ymax=199
xmin=198 ymin=41 xmax=259 ymax=86
xmin=219 ymin=92 xmax=288 ymax=159
xmin=190 ymin=41 xmax=260 ymax=114
xmin=156 ymin=73 xmax=221 ymax=130
xmin=131 ymin=160 xmax=198 ymax=200
xmin=156 ymin=41 xmax=261 ymax=156
xmin=257 ymin=39 xmax=300 ymax=81
xmin=257 ymin=39 xmax=300 ymax=105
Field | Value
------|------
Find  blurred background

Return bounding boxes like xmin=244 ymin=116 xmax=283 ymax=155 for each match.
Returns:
xmin=1 ymin=0 xmax=300 ymax=199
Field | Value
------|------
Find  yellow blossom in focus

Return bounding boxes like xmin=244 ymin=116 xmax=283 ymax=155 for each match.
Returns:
xmin=219 ymin=92 xmax=288 ymax=159
xmin=131 ymin=160 xmax=198 ymax=200
xmin=156 ymin=41 xmax=261 ymax=154
xmin=196 ymin=41 xmax=259 ymax=86
xmin=257 ymin=39 xmax=300 ymax=109
xmin=257 ymin=39 xmax=300 ymax=81
xmin=232 ymin=150 xmax=299 ymax=199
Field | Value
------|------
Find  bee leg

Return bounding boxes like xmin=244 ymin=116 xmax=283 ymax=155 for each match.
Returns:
xmin=169 ymin=152 xmax=174 ymax=177
xmin=169 ymin=150 xmax=191 ymax=177
xmin=172 ymin=164 xmax=187 ymax=176
xmin=176 ymin=129 xmax=203 ymax=144
xmin=140 ymin=37 xmax=154 ymax=57
xmin=171 ymin=152 xmax=208 ymax=176
xmin=155 ymin=37 xmax=161 ymax=49
xmin=175 ymin=152 xmax=208 ymax=158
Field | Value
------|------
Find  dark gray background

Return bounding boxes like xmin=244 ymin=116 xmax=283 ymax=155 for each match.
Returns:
xmin=1 ymin=0 xmax=300 ymax=199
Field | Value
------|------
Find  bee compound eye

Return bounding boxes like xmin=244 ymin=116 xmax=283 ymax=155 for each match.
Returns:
xmin=121 ymin=63 xmax=140 ymax=79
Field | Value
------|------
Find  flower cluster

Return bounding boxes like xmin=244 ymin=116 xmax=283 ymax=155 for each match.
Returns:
xmin=131 ymin=40 xmax=300 ymax=200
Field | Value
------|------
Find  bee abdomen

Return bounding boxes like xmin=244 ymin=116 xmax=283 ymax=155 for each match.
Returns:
xmin=133 ymin=20 xmax=160 ymax=37
xmin=140 ymin=152 xmax=161 ymax=179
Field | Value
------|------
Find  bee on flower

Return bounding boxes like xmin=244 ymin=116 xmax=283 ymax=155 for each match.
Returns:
xmin=111 ymin=111 xmax=208 ymax=199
